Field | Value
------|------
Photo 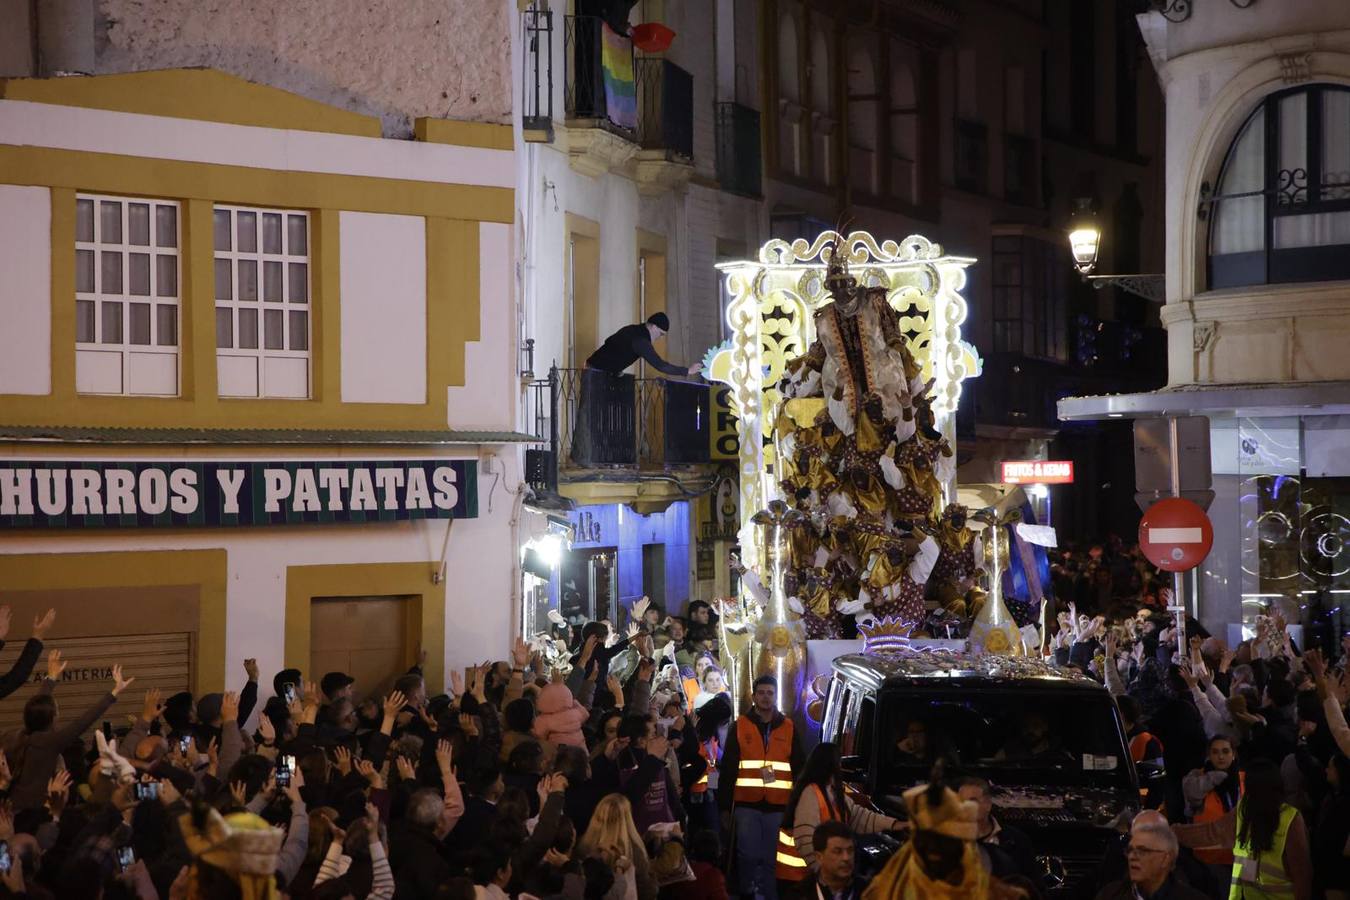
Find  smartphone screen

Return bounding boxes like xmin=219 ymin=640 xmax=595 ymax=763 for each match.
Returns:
xmin=179 ymin=734 xmax=192 ymax=754
xmin=283 ymin=683 xmax=298 ymax=704
xmin=0 ymin=841 xmax=10 ymax=874
xmin=116 ymin=846 xmax=135 ymax=871
xmin=135 ymin=782 xmax=160 ymax=801
xmin=275 ymin=756 xmax=292 ymax=788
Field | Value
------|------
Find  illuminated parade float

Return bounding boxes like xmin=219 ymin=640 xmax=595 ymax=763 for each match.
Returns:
xmin=705 ymin=231 xmax=1045 ymax=712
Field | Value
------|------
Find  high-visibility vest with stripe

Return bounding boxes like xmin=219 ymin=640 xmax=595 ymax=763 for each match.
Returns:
xmin=1230 ymin=802 xmax=1298 ymax=900
xmin=1128 ymin=730 xmax=1163 ymax=763
xmin=776 ymin=785 xmax=840 ymax=881
xmin=691 ymin=736 xmax=719 ymax=794
xmin=1195 ymin=770 xmax=1243 ymax=866
xmin=732 ymin=714 xmax=794 ymax=805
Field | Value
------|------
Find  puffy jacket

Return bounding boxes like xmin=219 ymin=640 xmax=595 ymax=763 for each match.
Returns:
xmin=533 ymin=682 xmax=590 ymax=749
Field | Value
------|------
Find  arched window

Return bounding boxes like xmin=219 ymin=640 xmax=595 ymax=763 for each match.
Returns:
xmin=1209 ymin=84 xmax=1350 ymax=288
xmin=811 ymin=30 xmax=832 ymax=115
xmin=847 ymin=42 xmax=878 ymax=196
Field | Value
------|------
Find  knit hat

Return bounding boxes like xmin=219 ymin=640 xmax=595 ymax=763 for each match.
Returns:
xmin=197 ymin=693 xmax=224 ymax=726
xmin=902 ymin=781 xmax=979 ymax=841
xmin=647 ymin=311 xmax=670 ymax=331
xmin=179 ymin=808 xmax=284 ymax=900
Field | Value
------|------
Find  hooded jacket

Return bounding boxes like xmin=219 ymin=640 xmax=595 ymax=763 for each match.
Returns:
xmin=532 ymin=682 xmax=590 ymax=749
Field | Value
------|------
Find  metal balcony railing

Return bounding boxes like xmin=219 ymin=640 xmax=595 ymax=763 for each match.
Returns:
xmin=521 ymin=2 xmax=554 ymax=139
xmin=635 ymin=58 xmax=694 ymax=159
xmin=715 ymin=101 xmax=762 ymax=197
xmin=525 ymin=367 xmax=710 ymax=491
xmin=565 ymin=15 xmax=636 ymax=138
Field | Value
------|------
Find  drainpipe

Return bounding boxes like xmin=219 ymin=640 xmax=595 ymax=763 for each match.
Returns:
xmin=37 ymin=0 xmax=94 ymax=76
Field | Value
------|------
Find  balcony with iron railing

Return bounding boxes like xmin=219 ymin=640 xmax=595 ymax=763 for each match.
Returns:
xmin=563 ymin=14 xmax=639 ymax=176
xmin=716 ymin=101 xmax=762 ymax=198
xmin=633 ymin=57 xmax=695 ymax=193
xmin=525 ymin=367 xmax=711 ymax=496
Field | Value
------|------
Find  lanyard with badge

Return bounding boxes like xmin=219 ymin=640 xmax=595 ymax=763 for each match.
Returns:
xmin=759 ymin=722 xmax=777 ymax=786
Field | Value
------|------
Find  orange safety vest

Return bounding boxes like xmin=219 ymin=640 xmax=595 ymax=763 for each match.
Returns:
xmin=776 ymin=785 xmax=840 ymax=881
xmin=1129 ymin=730 xmax=1164 ymax=764
xmin=732 ymin=714 xmax=794 ymax=806
xmin=691 ymin=736 xmax=719 ymax=794
xmin=1194 ymin=770 xmax=1243 ymax=866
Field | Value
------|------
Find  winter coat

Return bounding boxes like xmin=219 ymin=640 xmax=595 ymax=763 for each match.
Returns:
xmin=533 ymin=682 xmax=590 ymax=749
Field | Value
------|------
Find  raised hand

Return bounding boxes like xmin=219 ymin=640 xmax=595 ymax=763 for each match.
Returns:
xmin=332 ymin=745 xmax=353 ymax=777
xmin=243 ymin=658 xmax=260 ymax=682
xmin=46 ymin=770 xmax=72 ymax=815
xmin=458 ymin=713 xmax=479 ymax=738
xmin=257 ymin=713 xmax=276 ymax=746
xmin=435 ymin=739 xmax=454 ymax=775
xmin=396 ymin=756 xmax=416 ymax=782
xmin=356 ymin=757 xmax=386 ymax=790
xmin=46 ymin=649 xmax=66 ymax=682
xmin=141 ymin=687 xmax=163 ymax=723
xmin=578 ymin=634 xmax=600 ymax=670
xmin=365 ymin=800 xmax=380 ymax=831
xmin=230 ymin=780 xmax=247 ymax=807
xmin=111 ymin=664 xmax=134 ymax=696
xmin=205 ymin=737 xmax=220 ymax=778
xmin=220 ymin=691 xmax=239 ymax=724
xmin=512 ymin=637 xmax=531 ymax=669
xmin=284 ymin=766 xmax=305 ymax=804
xmin=607 ymin=675 xmax=625 ymax=708
xmin=382 ymin=691 xmax=407 ymax=721
xmin=32 ymin=608 xmax=56 ymax=640
xmin=632 ymin=596 xmax=651 ymax=624
xmin=302 ymin=681 xmax=320 ymax=709
xmin=626 ymin=621 xmax=640 ymax=640
xmin=450 ymin=668 xmax=465 ymax=698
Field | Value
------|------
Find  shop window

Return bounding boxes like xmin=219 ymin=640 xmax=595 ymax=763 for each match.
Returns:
xmin=214 ymin=205 xmax=311 ymax=398
xmin=1208 ymin=84 xmax=1350 ymax=289
xmin=75 ymin=194 xmax=181 ymax=396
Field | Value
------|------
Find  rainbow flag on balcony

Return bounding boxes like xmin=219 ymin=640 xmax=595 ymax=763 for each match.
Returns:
xmin=601 ymin=22 xmax=637 ymax=130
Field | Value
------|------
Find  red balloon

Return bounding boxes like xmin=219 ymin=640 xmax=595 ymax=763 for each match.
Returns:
xmin=630 ymin=22 xmax=676 ymax=53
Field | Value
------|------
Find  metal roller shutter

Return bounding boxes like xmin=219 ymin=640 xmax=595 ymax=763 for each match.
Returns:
xmin=0 ymin=632 xmax=192 ymax=738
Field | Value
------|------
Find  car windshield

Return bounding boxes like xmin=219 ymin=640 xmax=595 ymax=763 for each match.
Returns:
xmin=877 ymin=689 xmax=1132 ymax=790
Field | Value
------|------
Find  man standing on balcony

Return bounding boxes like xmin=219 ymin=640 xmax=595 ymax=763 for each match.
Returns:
xmin=572 ymin=312 xmax=701 ymax=465
xmin=586 ymin=311 xmax=702 ymax=378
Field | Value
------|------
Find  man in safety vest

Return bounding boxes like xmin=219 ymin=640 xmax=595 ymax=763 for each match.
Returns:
xmin=719 ymin=674 xmax=805 ymax=900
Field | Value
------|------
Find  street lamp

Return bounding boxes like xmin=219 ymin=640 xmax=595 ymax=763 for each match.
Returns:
xmin=1068 ymin=199 xmax=1102 ymax=275
xmin=1067 ymin=197 xmax=1165 ymax=304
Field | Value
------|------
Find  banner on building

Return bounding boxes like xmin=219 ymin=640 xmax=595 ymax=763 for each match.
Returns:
xmin=0 ymin=459 xmax=478 ymax=529
xmin=601 ymin=23 xmax=637 ymax=130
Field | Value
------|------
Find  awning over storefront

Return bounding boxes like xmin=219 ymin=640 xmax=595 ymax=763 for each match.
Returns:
xmin=1057 ymin=381 xmax=1350 ymax=422
xmin=0 ymin=425 xmax=542 ymax=445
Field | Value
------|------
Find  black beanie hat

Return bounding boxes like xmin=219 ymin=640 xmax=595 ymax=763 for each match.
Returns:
xmin=646 ymin=311 xmax=670 ymax=331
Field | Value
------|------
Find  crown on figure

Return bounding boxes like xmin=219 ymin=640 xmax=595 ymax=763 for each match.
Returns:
xmin=859 ymin=616 xmax=919 ymax=655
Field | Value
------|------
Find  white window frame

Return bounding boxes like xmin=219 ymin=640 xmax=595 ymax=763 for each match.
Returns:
xmin=75 ymin=193 xmax=181 ymax=395
xmin=213 ymin=204 xmax=312 ymax=399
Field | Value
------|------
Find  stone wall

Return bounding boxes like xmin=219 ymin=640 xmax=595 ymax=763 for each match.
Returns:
xmin=96 ymin=0 xmax=511 ymax=136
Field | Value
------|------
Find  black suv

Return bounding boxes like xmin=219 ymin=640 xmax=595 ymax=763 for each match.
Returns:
xmin=821 ymin=648 xmax=1140 ymax=895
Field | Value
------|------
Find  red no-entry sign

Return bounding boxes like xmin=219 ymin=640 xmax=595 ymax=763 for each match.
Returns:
xmin=1139 ymin=497 xmax=1213 ymax=572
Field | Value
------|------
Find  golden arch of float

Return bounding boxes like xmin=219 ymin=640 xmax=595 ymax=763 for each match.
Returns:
xmin=706 ymin=231 xmax=982 ymax=578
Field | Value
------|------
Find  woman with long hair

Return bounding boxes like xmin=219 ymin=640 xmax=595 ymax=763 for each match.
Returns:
xmin=778 ymin=742 xmax=904 ymax=890
xmin=1172 ymin=758 xmax=1312 ymax=900
xmin=576 ymin=794 xmax=656 ymax=900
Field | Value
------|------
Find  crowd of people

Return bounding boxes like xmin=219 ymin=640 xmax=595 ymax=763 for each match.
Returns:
xmin=0 ymin=561 xmax=1343 ymax=900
